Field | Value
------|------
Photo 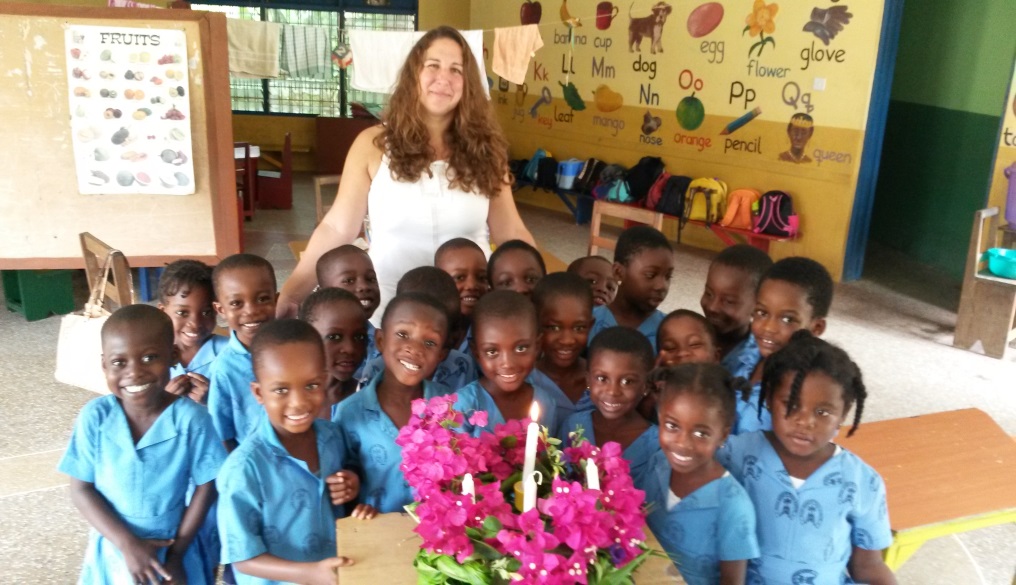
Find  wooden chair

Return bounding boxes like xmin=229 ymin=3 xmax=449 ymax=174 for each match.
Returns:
xmin=953 ymin=207 xmax=1016 ymax=358
xmin=234 ymin=141 xmax=255 ymax=220
xmin=79 ymin=232 xmax=135 ymax=311
xmin=588 ymin=200 xmax=665 ymax=255
xmin=257 ymin=132 xmax=293 ymax=209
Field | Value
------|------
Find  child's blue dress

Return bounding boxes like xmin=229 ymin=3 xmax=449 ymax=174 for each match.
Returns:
xmin=216 ymin=417 xmax=349 ymax=585
xmin=588 ymin=305 xmax=665 ymax=351
xmin=635 ymin=450 xmax=759 ymax=585
xmin=331 ymin=374 xmax=453 ymax=513
xmin=169 ymin=333 xmax=229 ymax=382
xmin=720 ymin=334 xmax=759 ymax=379
xmin=58 ymin=395 xmax=226 ymax=585
xmin=722 ymin=338 xmax=770 ymax=435
xmin=207 ymin=331 xmax=263 ymax=444
xmin=716 ymin=431 xmax=892 ymax=584
xmin=358 ymin=348 xmax=478 ymax=392
xmin=558 ymin=409 xmax=660 ymax=479
xmin=353 ymin=321 xmax=380 ymax=381
xmin=529 ymin=368 xmax=595 ymax=422
xmin=454 ymin=379 xmax=561 ymax=438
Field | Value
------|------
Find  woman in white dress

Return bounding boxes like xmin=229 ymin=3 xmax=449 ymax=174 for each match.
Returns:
xmin=278 ymin=26 xmax=536 ymax=319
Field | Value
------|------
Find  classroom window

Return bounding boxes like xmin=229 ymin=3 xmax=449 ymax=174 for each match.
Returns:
xmin=195 ymin=4 xmax=415 ymax=117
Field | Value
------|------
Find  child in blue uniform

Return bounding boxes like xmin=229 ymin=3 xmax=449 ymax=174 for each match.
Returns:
xmin=435 ymin=237 xmax=489 ymax=353
xmin=59 ymin=305 xmax=226 ymax=585
xmin=217 ymin=319 xmax=377 ymax=585
xmin=639 ymin=310 xmax=721 ymax=421
xmin=317 ymin=244 xmax=381 ymax=371
xmin=587 ymin=225 xmax=675 ymax=352
xmin=716 ymin=331 xmax=895 ymax=585
xmin=567 ymin=255 xmax=617 ymax=307
xmin=699 ymin=245 xmax=772 ymax=376
xmin=636 ymin=363 xmax=759 ymax=585
xmin=207 ymin=254 xmax=278 ymax=450
xmin=734 ymin=257 xmax=832 ymax=435
xmin=559 ymin=327 xmax=660 ymax=479
xmin=299 ymin=288 xmax=369 ymax=417
xmin=456 ymin=290 xmax=562 ymax=436
xmin=158 ymin=259 xmax=228 ymax=404
xmin=487 ymin=239 xmax=546 ymax=297
xmin=332 ymin=293 xmax=455 ymax=513
xmin=358 ymin=267 xmax=478 ymax=390
xmin=532 ymin=272 xmax=596 ymax=419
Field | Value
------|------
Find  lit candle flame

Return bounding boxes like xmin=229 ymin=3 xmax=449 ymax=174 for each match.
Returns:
xmin=530 ymin=402 xmax=540 ymax=423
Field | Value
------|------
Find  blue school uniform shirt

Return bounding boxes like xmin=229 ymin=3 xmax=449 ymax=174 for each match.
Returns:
xmin=353 ymin=321 xmax=380 ymax=380
xmin=635 ymin=450 xmax=759 ymax=585
xmin=358 ymin=348 xmax=478 ymax=392
xmin=217 ymin=417 xmax=348 ymax=584
xmin=588 ymin=304 xmax=666 ymax=351
xmin=715 ymin=431 xmax=893 ymax=585
xmin=58 ymin=395 xmax=225 ymax=585
xmin=170 ymin=334 xmax=229 ymax=380
xmin=721 ymin=334 xmax=760 ymax=380
xmin=207 ymin=331 xmax=263 ymax=443
xmin=454 ymin=378 xmax=561 ymax=438
xmin=332 ymin=374 xmax=453 ymax=513
xmin=558 ymin=409 xmax=660 ymax=479
xmin=723 ymin=338 xmax=770 ymax=435
xmin=529 ymin=368 xmax=595 ymax=422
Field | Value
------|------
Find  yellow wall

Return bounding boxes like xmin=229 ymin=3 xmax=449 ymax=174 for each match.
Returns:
xmin=987 ymin=63 xmax=1016 ymax=214
xmin=472 ymin=0 xmax=887 ymax=279
xmin=420 ymin=0 xmax=471 ymax=30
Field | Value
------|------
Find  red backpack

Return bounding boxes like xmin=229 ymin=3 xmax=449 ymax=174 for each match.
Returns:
xmin=644 ymin=171 xmax=672 ymax=210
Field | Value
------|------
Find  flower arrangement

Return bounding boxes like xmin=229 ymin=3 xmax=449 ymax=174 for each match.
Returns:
xmin=397 ymin=395 xmax=653 ymax=584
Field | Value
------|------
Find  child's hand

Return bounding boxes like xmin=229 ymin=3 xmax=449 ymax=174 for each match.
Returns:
xmin=327 ymin=470 xmax=360 ymax=505
xmin=350 ymin=503 xmax=379 ymax=520
xmin=120 ymin=537 xmax=173 ymax=584
xmin=166 ymin=374 xmax=192 ymax=397
xmin=184 ymin=373 xmax=209 ymax=403
xmin=308 ymin=556 xmax=353 ymax=585
xmin=163 ymin=553 xmax=187 ymax=584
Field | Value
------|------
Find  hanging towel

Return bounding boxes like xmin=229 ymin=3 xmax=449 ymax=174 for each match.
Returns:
xmin=280 ymin=24 xmax=332 ymax=80
xmin=227 ymin=19 xmax=281 ymax=79
xmin=349 ymin=29 xmax=489 ymax=97
xmin=492 ymin=25 xmax=543 ymax=85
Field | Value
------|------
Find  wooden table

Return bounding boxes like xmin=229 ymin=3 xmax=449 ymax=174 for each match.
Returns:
xmin=836 ymin=408 xmax=1016 ymax=570
xmin=337 ymin=513 xmax=685 ymax=584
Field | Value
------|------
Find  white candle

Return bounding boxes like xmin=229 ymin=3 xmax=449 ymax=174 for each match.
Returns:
xmin=522 ymin=402 xmax=541 ymax=484
xmin=522 ymin=471 xmax=538 ymax=512
xmin=585 ymin=459 xmax=600 ymax=491
xmin=462 ymin=473 xmax=475 ymax=503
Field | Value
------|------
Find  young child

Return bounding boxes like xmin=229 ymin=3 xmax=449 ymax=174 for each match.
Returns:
xmin=531 ymin=272 xmax=596 ymax=418
xmin=59 ymin=305 xmax=225 ymax=585
xmin=487 ymin=239 xmax=546 ymax=297
xmin=716 ymin=331 xmax=895 ymax=585
xmin=734 ymin=257 xmax=833 ymax=435
xmin=358 ymin=267 xmax=478 ymax=391
xmin=587 ymin=225 xmax=674 ymax=351
xmin=636 ymin=363 xmax=759 ymax=585
xmin=700 ymin=244 xmax=773 ymax=375
xmin=299 ymin=287 xmax=369 ymax=417
xmin=434 ymin=237 xmax=489 ymax=351
xmin=158 ymin=259 xmax=227 ymax=404
xmin=456 ymin=290 xmax=560 ymax=436
xmin=559 ymin=326 xmax=660 ymax=479
xmin=317 ymin=244 xmax=382 ymax=370
xmin=567 ymin=255 xmax=617 ymax=307
xmin=217 ymin=319 xmax=376 ymax=585
xmin=637 ymin=309 xmax=721 ymax=422
xmin=207 ymin=253 xmax=278 ymax=450
xmin=332 ymin=292 xmax=455 ymax=513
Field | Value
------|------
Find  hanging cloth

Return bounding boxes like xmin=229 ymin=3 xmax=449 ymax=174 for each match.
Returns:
xmin=227 ymin=19 xmax=281 ymax=79
xmin=492 ymin=25 xmax=543 ymax=85
xmin=280 ymin=24 xmax=332 ymax=80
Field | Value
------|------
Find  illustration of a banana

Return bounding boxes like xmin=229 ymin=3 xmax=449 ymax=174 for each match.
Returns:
xmin=560 ymin=0 xmax=582 ymax=27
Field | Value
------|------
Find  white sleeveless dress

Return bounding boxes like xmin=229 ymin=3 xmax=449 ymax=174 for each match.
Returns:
xmin=367 ymin=156 xmax=491 ymax=322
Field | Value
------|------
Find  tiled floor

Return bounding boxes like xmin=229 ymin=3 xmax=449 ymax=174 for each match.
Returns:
xmin=1 ymin=174 xmax=1014 ymax=583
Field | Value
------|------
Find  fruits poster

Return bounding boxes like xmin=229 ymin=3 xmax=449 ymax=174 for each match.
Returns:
xmin=65 ymin=25 xmax=195 ymax=195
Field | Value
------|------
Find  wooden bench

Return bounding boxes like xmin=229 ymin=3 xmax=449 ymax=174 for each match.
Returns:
xmin=837 ymin=408 xmax=1016 ymax=570
xmin=953 ymin=207 xmax=1016 ymax=358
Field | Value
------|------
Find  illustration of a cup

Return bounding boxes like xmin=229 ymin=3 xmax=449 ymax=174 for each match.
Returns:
xmin=596 ymin=1 xmax=619 ymax=30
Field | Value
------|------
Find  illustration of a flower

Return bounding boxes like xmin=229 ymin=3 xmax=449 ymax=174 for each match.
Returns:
xmin=744 ymin=0 xmax=778 ymax=57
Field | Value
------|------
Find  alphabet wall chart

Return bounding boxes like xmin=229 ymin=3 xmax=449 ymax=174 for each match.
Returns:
xmin=987 ymin=59 xmax=1016 ymax=219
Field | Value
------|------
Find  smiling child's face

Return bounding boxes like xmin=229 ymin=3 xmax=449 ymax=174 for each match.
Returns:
xmin=436 ymin=247 xmax=489 ymax=317
xmin=102 ymin=323 xmax=176 ymax=405
xmin=213 ymin=266 xmax=277 ymax=348
xmin=657 ymin=392 xmax=728 ymax=477
xmin=491 ymin=249 xmax=543 ymax=297
xmin=473 ymin=316 xmax=540 ymax=393
xmin=377 ymin=301 xmax=448 ymax=387
xmin=574 ymin=258 xmax=617 ymax=306
xmin=700 ymin=264 xmax=755 ymax=338
xmin=656 ymin=315 xmax=719 ymax=368
xmin=160 ymin=285 xmax=217 ymax=352
xmin=751 ymin=279 xmax=825 ymax=358
xmin=539 ymin=295 xmax=592 ymax=370
xmin=318 ymin=251 xmax=381 ymax=318
xmin=308 ymin=300 xmax=368 ymax=383
xmin=587 ymin=349 xmax=647 ymax=421
xmin=252 ymin=341 xmax=327 ymax=438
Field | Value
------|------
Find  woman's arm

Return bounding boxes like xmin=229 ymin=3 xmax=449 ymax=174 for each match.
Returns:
xmin=277 ymin=127 xmax=382 ymax=317
xmin=487 ymin=181 xmax=536 ymax=248
xmin=848 ymin=547 xmax=897 ymax=585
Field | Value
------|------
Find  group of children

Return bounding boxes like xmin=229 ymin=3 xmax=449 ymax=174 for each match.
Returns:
xmin=60 ymin=224 xmax=896 ymax=585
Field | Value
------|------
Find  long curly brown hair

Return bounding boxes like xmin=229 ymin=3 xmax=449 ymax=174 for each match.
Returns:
xmin=374 ymin=26 xmax=510 ymax=198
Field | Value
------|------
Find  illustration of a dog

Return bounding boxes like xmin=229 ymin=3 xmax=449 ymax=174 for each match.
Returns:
xmin=628 ymin=2 xmax=672 ymax=54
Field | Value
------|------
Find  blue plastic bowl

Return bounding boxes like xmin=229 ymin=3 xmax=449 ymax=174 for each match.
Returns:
xmin=984 ymin=248 xmax=1016 ymax=279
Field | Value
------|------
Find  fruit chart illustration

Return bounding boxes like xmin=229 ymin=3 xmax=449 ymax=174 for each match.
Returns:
xmin=483 ymin=0 xmax=884 ymax=176
xmin=65 ymin=25 xmax=195 ymax=195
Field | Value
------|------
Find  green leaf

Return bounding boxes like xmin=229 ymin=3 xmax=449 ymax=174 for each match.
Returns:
xmin=482 ymin=515 xmax=503 ymax=535
xmin=470 ymin=539 xmax=504 ymax=561
xmin=742 ymin=25 xmax=751 ymax=35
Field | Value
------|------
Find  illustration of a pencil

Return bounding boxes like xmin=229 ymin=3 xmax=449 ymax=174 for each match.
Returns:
xmin=720 ymin=107 xmax=762 ymax=135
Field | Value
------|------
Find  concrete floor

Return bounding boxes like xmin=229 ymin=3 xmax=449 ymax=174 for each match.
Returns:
xmin=1 ymin=175 xmax=1014 ymax=583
